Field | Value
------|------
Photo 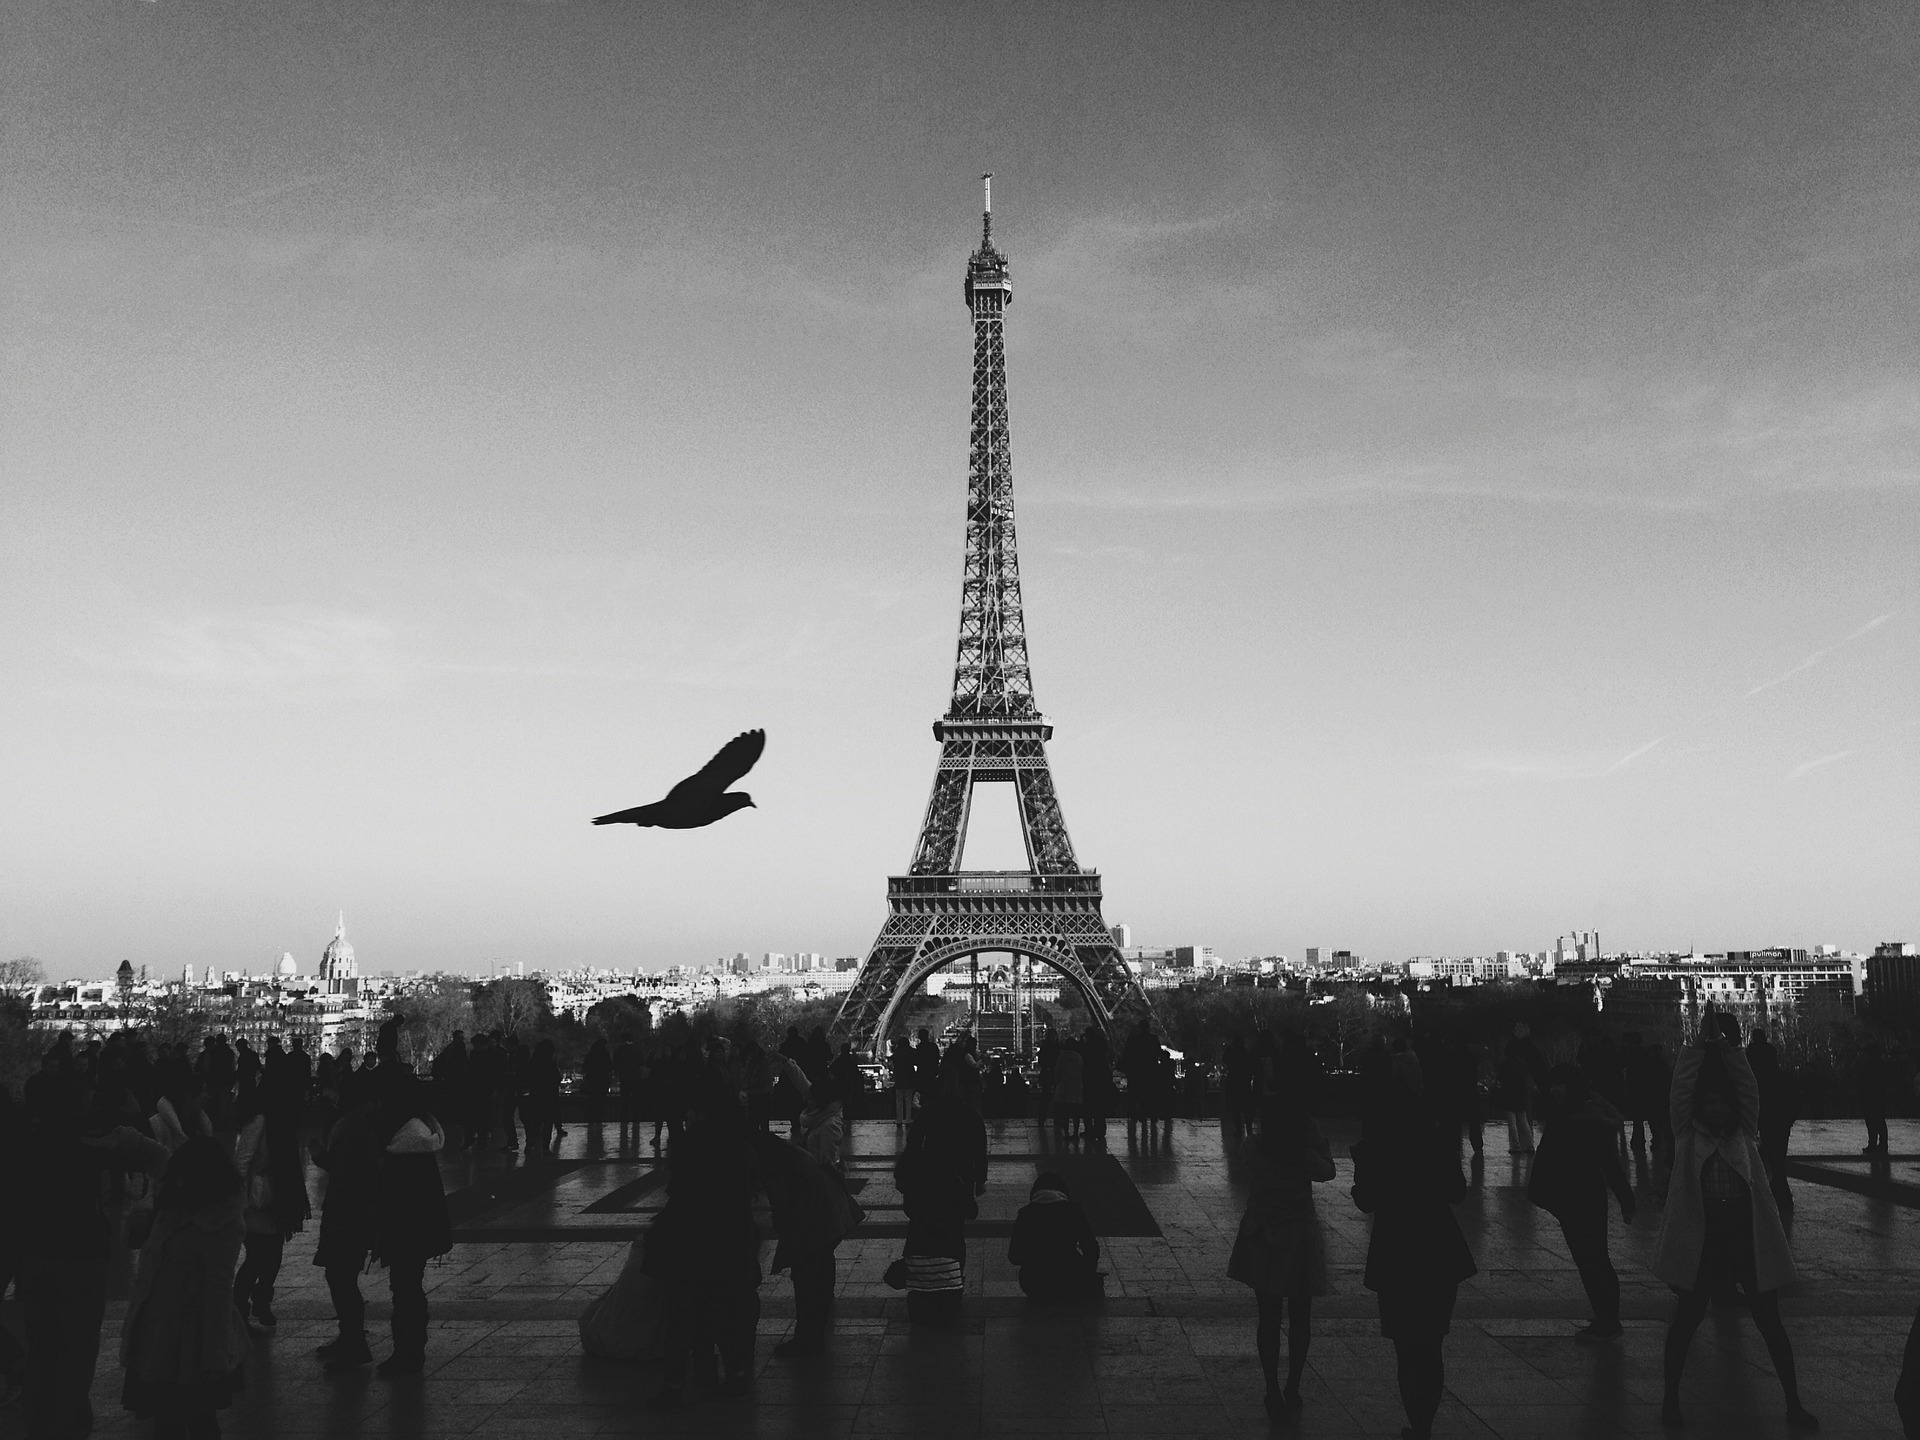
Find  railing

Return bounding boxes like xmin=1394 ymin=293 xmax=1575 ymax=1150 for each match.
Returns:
xmin=888 ymin=871 xmax=1104 ymax=897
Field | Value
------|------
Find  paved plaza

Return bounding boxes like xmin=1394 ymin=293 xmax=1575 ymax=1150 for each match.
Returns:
xmin=7 ymin=1116 xmax=1919 ymax=1439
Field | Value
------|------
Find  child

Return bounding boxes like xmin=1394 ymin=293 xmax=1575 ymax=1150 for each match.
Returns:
xmin=1228 ymin=1096 xmax=1335 ymax=1419
xmin=1007 ymin=1172 xmax=1102 ymax=1301
xmin=120 ymin=1137 xmax=249 ymax=1439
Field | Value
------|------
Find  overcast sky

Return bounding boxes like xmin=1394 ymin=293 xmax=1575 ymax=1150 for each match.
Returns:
xmin=4 ymin=1 xmax=1916 ymax=980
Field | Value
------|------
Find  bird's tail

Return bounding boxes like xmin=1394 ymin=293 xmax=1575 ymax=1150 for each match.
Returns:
xmin=592 ymin=806 xmax=655 ymax=826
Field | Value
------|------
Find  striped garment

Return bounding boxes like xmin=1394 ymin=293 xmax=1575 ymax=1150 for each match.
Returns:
xmin=900 ymin=1255 xmax=964 ymax=1292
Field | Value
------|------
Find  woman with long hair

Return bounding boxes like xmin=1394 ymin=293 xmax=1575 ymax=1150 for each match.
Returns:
xmin=1652 ymin=1009 xmax=1817 ymax=1430
xmin=1229 ymin=1095 xmax=1336 ymax=1418
xmin=119 ymin=1137 xmax=248 ymax=1439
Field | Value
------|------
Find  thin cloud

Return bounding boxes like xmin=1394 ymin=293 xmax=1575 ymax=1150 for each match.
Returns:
xmin=1744 ymin=613 xmax=1893 ymax=698
xmin=1458 ymin=736 xmax=1666 ymax=783
xmin=1787 ymin=751 xmax=1852 ymax=781
xmin=1603 ymin=736 xmax=1666 ymax=774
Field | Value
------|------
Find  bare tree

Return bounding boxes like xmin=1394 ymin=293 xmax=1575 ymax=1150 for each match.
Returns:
xmin=474 ymin=976 xmax=551 ymax=1039
xmin=396 ymin=978 xmax=476 ymax=1066
xmin=0 ymin=957 xmax=46 ymax=996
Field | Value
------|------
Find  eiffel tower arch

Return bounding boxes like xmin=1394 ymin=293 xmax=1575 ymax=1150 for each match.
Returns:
xmin=834 ymin=178 xmax=1153 ymax=1057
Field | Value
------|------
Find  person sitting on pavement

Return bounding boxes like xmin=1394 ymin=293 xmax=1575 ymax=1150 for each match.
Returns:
xmin=1008 ymin=1171 xmax=1103 ymax=1302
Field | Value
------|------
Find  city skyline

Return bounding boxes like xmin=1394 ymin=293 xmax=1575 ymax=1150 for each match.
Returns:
xmin=5 ymin=4 xmax=1916 ymax=980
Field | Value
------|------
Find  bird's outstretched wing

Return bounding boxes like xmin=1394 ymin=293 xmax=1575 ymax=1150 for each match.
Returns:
xmin=674 ymin=728 xmax=765 ymax=799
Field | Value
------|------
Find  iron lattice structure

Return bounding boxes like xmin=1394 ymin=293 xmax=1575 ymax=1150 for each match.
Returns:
xmin=834 ymin=182 xmax=1153 ymax=1057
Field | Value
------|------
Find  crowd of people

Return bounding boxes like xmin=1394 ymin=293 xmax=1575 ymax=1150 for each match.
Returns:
xmin=0 ymin=1017 xmax=451 ymax=1438
xmin=1223 ymin=1004 xmax=1826 ymax=1438
xmin=0 ymin=1000 xmax=1904 ymax=1437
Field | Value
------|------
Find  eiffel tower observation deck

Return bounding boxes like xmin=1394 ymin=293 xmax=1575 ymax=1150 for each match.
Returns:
xmin=834 ymin=179 xmax=1152 ymax=1057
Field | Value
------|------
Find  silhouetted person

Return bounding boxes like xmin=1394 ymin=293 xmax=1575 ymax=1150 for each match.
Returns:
xmin=888 ymin=1036 xmax=915 ymax=1123
xmin=613 ymin=1035 xmax=646 ymax=1136
xmin=1051 ymin=1037 xmax=1085 ymax=1141
xmin=581 ymin=1037 xmax=613 ymax=1134
xmin=794 ymin=1080 xmax=846 ymax=1170
xmin=1080 ymin=1026 xmax=1112 ymax=1146
xmin=1624 ymin=1033 xmax=1662 ymax=1150
xmin=1036 ymin=1023 xmax=1059 ymax=1121
xmin=1121 ymin=1025 xmax=1160 ymax=1137
xmin=232 ymin=1081 xmax=310 ymax=1331
xmin=1223 ymin=1036 xmax=1255 ymax=1134
xmin=1009 ymin=1171 xmax=1101 ymax=1301
xmin=912 ymin=1029 xmax=941 ymax=1111
xmin=1229 ymin=1094 xmax=1334 ymax=1417
xmin=288 ymin=1036 xmax=314 ymax=1106
xmin=1352 ymin=1054 xmax=1476 ymax=1440
xmin=828 ymin=1043 xmax=863 ymax=1104
xmin=1653 ymin=1010 xmax=1815 ymax=1431
xmin=311 ymin=1093 xmax=385 ymax=1371
xmin=1500 ymin=1027 xmax=1539 ymax=1155
xmin=805 ymin=1027 xmax=834 ymax=1086
xmin=1440 ymin=1037 xmax=1483 ymax=1159
xmin=1859 ymin=1045 xmax=1890 ymax=1156
xmin=500 ymin=1035 xmax=528 ymax=1152
xmin=17 ymin=1073 xmax=167 ymax=1439
xmin=1747 ymin=1027 xmax=1798 ymax=1212
xmin=645 ymin=1087 xmax=760 ymax=1409
xmin=235 ymin=1037 xmax=262 ymax=1107
xmin=520 ymin=1038 xmax=563 ymax=1160
xmin=430 ymin=1032 xmax=470 ymax=1145
xmin=1527 ymin=1064 xmax=1635 ymax=1341
xmin=754 ymin=1129 xmax=863 ymax=1357
xmin=889 ymin=1084 xmax=987 ymax=1326
xmin=1578 ymin=1029 xmax=1629 ymax=1153
xmin=119 ymin=1137 xmax=247 ymax=1439
xmin=371 ymin=1084 xmax=453 ymax=1374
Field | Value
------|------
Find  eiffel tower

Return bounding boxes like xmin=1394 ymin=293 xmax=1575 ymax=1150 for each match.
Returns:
xmin=834 ymin=178 xmax=1152 ymax=1057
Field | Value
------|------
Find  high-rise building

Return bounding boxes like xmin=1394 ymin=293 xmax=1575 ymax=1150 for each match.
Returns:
xmin=1110 ymin=923 xmax=1132 ymax=948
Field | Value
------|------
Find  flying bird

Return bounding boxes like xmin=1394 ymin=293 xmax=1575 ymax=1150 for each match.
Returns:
xmin=592 ymin=729 xmax=765 ymax=830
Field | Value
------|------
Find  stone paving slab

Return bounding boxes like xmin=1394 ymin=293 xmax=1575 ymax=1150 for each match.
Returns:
xmin=4 ymin=1117 xmax=1917 ymax=1438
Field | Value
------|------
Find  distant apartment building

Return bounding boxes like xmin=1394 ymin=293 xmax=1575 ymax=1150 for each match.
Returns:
xmin=1590 ymin=947 xmax=1867 ymax=1045
xmin=1866 ymin=942 xmax=1920 ymax=1010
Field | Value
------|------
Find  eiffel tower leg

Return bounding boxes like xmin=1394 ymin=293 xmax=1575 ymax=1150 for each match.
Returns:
xmin=834 ymin=914 xmax=938 ymax=1056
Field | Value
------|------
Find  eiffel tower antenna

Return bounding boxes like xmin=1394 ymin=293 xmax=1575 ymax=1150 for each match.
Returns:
xmin=834 ymin=183 xmax=1153 ymax=1057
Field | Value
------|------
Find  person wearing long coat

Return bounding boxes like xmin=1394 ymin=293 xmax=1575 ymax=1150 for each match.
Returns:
xmin=310 ymin=1096 xmax=386 ymax=1370
xmin=1352 ymin=1060 xmax=1477 ymax=1440
xmin=753 ymin=1130 xmax=863 ymax=1357
xmin=643 ymin=1088 xmax=761 ymax=1410
xmin=120 ymin=1138 xmax=249 ymax=1439
xmin=371 ymin=1084 xmax=453 ymax=1375
xmin=1228 ymin=1101 xmax=1335 ymax=1418
xmin=1652 ymin=1021 xmax=1817 ymax=1430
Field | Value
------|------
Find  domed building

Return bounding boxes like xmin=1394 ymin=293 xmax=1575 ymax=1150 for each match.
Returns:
xmin=321 ymin=913 xmax=359 ymax=995
xmin=277 ymin=951 xmax=300 ymax=980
